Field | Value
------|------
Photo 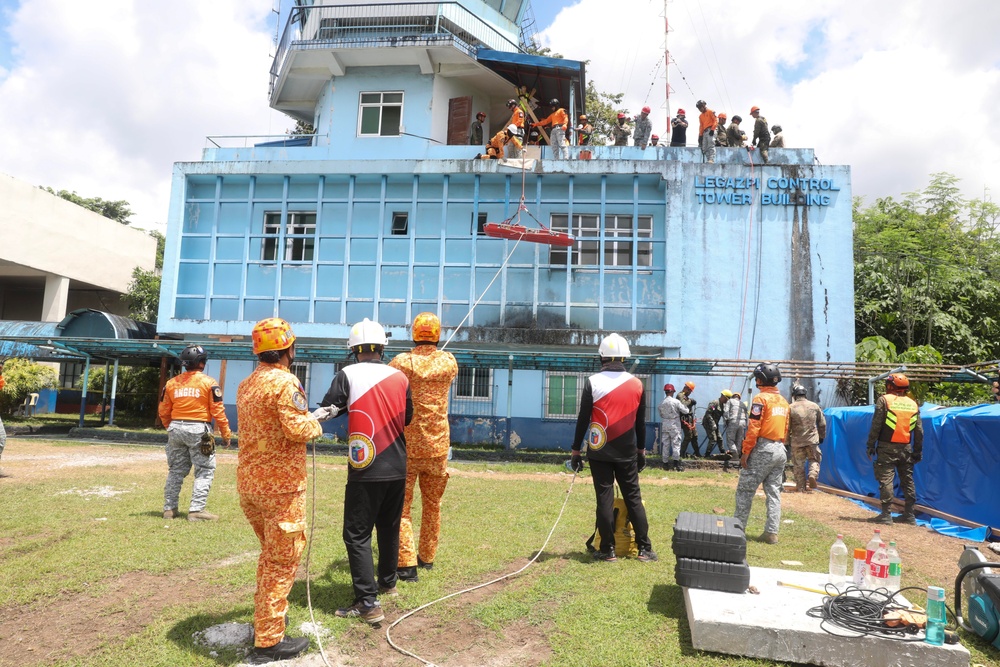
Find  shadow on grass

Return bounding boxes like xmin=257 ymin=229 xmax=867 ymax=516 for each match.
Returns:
xmin=649 ymin=583 xmax=697 ymax=655
xmin=166 ymin=606 xmax=256 ymax=664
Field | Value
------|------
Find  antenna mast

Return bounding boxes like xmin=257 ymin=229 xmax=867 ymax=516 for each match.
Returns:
xmin=664 ymin=0 xmax=671 ymax=122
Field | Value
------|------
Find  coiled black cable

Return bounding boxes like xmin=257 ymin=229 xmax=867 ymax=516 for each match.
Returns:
xmin=806 ymin=584 xmax=952 ymax=641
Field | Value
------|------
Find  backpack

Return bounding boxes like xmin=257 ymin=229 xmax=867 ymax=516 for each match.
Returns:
xmin=585 ymin=488 xmax=642 ymax=558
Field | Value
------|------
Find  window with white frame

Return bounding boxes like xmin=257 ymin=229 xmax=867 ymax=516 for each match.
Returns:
xmin=549 ymin=214 xmax=652 ymax=266
xmin=359 ymin=92 xmax=403 ymax=137
xmin=261 ymin=212 xmax=316 ymax=262
xmin=455 ymin=367 xmax=491 ymax=399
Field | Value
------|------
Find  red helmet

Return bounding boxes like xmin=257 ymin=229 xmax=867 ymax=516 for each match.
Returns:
xmin=677 ymin=108 xmax=686 ymax=115
xmin=476 ymin=111 xmax=486 ymax=119
xmin=641 ymin=105 xmax=651 ymax=114
xmin=664 ymin=383 xmax=675 ymax=392
xmin=617 ymin=113 xmax=626 ymax=119
xmin=651 ymin=134 xmax=659 ymax=139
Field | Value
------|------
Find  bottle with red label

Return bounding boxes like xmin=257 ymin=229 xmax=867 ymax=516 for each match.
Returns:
xmin=867 ymin=542 xmax=890 ymax=589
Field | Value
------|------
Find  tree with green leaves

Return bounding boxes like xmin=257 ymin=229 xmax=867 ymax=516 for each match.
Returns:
xmin=0 ymin=358 xmax=58 ymax=416
xmin=41 ymin=187 xmax=133 ymax=225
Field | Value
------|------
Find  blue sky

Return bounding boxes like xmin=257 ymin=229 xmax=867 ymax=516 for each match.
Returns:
xmin=0 ymin=0 xmax=998 ymax=228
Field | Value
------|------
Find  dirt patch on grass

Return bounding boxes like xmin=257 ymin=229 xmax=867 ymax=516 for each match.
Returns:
xmin=0 ymin=570 xmax=244 ymax=667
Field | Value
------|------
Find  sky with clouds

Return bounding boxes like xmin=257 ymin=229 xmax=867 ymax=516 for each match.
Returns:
xmin=0 ymin=0 xmax=998 ymax=229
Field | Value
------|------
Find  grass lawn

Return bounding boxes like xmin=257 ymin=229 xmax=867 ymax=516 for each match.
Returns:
xmin=0 ymin=439 xmax=997 ymax=667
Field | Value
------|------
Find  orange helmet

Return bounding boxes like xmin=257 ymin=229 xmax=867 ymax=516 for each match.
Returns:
xmin=412 ymin=312 xmax=441 ymax=343
xmin=886 ymin=373 xmax=910 ymax=390
xmin=684 ymin=381 xmax=695 ymax=391
xmin=252 ymin=317 xmax=296 ymax=354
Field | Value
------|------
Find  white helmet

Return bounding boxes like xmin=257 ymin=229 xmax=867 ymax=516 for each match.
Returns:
xmin=507 ymin=124 xmax=518 ymax=134
xmin=598 ymin=333 xmax=631 ymax=359
xmin=348 ymin=318 xmax=388 ymax=349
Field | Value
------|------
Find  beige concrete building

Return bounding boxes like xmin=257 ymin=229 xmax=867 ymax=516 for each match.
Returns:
xmin=0 ymin=173 xmax=157 ymax=321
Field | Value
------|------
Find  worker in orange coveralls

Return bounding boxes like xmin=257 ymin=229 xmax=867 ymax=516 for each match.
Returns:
xmin=389 ymin=312 xmax=458 ymax=582
xmin=236 ymin=318 xmax=323 ymax=664
xmin=158 ymin=344 xmax=232 ymax=521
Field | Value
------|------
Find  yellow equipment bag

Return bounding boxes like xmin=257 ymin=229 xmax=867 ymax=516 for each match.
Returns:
xmin=585 ymin=489 xmax=642 ymax=559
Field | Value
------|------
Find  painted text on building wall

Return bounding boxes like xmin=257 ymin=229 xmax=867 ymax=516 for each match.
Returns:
xmin=693 ymin=176 xmax=841 ymax=207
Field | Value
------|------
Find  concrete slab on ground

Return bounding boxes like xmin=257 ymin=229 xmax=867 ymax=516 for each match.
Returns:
xmin=684 ymin=566 xmax=970 ymax=667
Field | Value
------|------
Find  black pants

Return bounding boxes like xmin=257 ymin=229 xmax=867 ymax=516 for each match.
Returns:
xmin=342 ymin=478 xmax=405 ymax=605
xmin=590 ymin=458 xmax=652 ymax=554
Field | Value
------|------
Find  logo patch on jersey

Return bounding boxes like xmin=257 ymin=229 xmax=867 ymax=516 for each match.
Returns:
xmin=587 ymin=423 xmax=608 ymax=450
xmin=212 ymin=386 xmax=223 ymax=402
xmin=750 ymin=403 xmax=764 ymax=419
xmin=348 ymin=434 xmax=375 ymax=469
xmin=291 ymin=391 xmax=307 ymax=411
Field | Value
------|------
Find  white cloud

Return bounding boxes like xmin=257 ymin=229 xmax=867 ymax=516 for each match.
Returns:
xmin=0 ymin=0 xmax=287 ymax=229
xmin=538 ymin=0 xmax=1000 ymax=205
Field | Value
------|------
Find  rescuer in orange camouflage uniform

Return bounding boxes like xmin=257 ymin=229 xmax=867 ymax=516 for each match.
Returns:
xmin=389 ymin=312 xmax=458 ymax=581
xmin=236 ymin=318 xmax=322 ymax=664
xmin=158 ymin=344 xmax=232 ymax=521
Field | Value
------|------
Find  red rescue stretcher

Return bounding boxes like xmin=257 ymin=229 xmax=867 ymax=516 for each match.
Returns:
xmin=483 ymin=221 xmax=575 ymax=247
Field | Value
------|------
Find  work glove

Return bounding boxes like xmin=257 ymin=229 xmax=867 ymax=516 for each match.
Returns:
xmin=311 ymin=405 xmax=340 ymax=422
xmin=637 ymin=450 xmax=647 ymax=473
xmin=866 ymin=445 xmax=876 ymax=459
xmin=910 ymin=450 xmax=922 ymax=464
xmin=199 ymin=432 xmax=216 ymax=457
xmin=570 ymin=451 xmax=584 ymax=473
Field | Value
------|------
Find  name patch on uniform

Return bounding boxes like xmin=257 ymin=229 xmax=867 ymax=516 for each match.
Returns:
xmin=292 ymin=391 xmax=307 ymax=411
xmin=173 ymin=387 xmax=202 ymax=398
xmin=587 ymin=423 xmax=608 ymax=450
xmin=750 ymin=403 xmax=764 ymax=419
xmin=212 ymin=386 xmax=223 ymax=402
xmin=348 ymin=434 xmax=375 ymax=469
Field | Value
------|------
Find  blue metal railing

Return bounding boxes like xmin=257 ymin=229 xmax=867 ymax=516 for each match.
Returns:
xmin=270 ymin=2 xmax=522 ymax=95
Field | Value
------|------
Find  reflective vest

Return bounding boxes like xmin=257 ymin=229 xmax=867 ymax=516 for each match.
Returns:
xmin=880 ymin=394 xmax=919 ymax=444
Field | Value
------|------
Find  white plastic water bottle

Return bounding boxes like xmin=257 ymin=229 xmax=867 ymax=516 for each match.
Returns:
xmin=867 ymin=542 xmax=890 ymax=589
xmin=887 ymin=541 xmax=901 ymax=593
xmin=828 ymin=534 xmax=849 ymax=586
xmin=865 ymin=528 xmax=882 ymax=577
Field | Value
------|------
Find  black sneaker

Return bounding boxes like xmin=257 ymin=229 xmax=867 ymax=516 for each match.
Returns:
xmin=335 ymin=600 xmax=384 ymax=624
xmin=247 ymin=636 xmax=310 ymax=664
xmin=592 ymin=548 xmax=617 ymax=562
xmin=637 ymin=549 xmax=658 ymax=562
xmin=417 ymin=557 xmax=434 ymax=570
xmin=397 ymin=566 xmax=418 ymax=582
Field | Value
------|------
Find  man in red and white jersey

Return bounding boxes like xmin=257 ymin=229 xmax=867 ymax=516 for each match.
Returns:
xmin=320 ymin=318 xmax=412 ymax=624
xmin=570 ymin=333 xmax=657 ymax=563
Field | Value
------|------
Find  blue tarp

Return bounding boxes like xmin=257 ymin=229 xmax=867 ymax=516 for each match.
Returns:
xmin=820 ymin=403 xmax=1000 ymax=531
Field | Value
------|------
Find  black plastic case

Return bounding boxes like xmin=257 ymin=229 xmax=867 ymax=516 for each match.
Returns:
xmin=675 ymin=557 xmax=750 ymax=594
xmin=671 ymin=512 xmax=747 ymax=563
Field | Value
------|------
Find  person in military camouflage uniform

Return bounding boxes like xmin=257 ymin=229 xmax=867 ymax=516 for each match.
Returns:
xmin=715 ymin=113 xmax=729 ymax=147
xmin=612 ymin=114 xmax=631 ymax=146
xmin=734 ymin=364 xmax=789 ymax=544
xmin=702 ymin=392 xmax=729 ymax=457
xmin=750 ymin=106 xmax=770 ymax=163
xmin=727 ymin=115 xmax=746 ymax=147
xmin=866 ymin=373 xmax=922 ymax=525
xmin=677 ymin=382 xmax=699 ymax=458
xmin=633 ymin=106 xmax=653 ymax=148
xmin=787 ymin=384 xmax=826 ymax=492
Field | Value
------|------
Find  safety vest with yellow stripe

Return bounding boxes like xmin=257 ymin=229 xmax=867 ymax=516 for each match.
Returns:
xmin=879 ymin=394 xmax=919 ymax=444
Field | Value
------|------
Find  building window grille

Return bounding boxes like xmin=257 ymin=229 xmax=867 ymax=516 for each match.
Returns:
xmin=359 ymin=91 xmax=403 ymax=137
xmin=60 ymin=362 xmax=84 ymax=389
xmin=455 ymin=367 xmax=491 ymax=399
xmin=549 ymin=214 xmax=652 ymax=267
xmin=545 ymin=371 xmax=655 ymax=420
xmin=290 ymin=362 xmax=310 ymax=395
xmin=391 ymin=212 xmax=409 ymax=235
xmin=262 ymin=212 xmax=316 ymax=262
